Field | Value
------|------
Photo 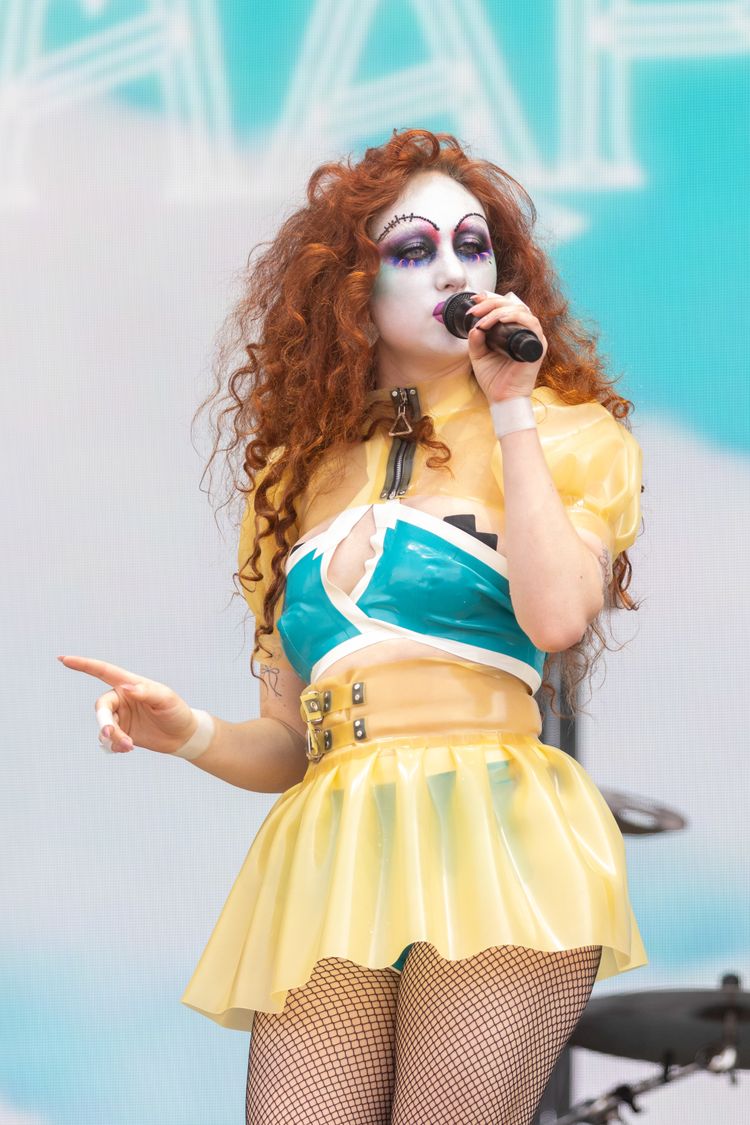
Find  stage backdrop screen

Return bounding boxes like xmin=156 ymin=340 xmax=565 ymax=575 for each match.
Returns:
xmin=1 ymin=3 xmax=748 ymax=1122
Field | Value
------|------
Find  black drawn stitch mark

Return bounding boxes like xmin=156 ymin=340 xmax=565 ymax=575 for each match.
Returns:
xmin=375 ymin=212 xmax=440 ymax=242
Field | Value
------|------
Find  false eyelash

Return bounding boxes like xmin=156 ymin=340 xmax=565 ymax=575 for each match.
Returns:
xmin=390 ymin=256 xmax=433 ymax=269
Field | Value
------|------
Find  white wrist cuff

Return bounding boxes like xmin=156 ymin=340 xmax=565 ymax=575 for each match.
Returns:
xmin=173 ymin=709 xmax=215 ymax=761
xmin=490 ymin=396 xmax=536 ymax=438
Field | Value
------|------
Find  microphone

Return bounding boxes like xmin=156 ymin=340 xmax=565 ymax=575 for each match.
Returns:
xmin=442 ymin=291 xmax=544 ymax=363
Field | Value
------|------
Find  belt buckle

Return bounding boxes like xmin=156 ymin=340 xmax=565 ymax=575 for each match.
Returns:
xmin=300 ymin=688 xmax=326 ymax=762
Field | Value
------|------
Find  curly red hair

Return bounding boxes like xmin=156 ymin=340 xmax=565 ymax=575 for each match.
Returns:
xmin=196 ymin=129 xmax=642 ymax=717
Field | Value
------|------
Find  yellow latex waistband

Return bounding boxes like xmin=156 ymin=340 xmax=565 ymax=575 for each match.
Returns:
xmin=299 ymin=655 xmax=542 ymax=768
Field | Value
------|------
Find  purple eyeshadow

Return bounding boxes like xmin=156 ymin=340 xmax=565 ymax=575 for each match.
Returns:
xmin=376 ymin=215 xmax=494 ymax=269
xmin=378 ymin=221 xmax=440 ymax=268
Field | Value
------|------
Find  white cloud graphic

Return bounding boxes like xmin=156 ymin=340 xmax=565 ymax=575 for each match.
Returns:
xmin=0 ymin=1099 xmax=49 ymax=1125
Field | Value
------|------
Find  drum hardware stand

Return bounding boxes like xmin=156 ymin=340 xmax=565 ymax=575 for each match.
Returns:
xmin=532 ymin=659 xmax=578 ymax=1124
xmin=552 ymin=972 xmax=746 ymax=1123
xmin=551 ymin=1043 xmax=737 ymax=1123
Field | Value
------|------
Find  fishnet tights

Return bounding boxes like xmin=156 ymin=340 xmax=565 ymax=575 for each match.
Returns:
xmin=246 ymin=942 xmax=602 ymax=1125
xmin=391 ymin=942 xmax=602 ymax=1124
xmin=246 ymin=956 xmax=399 ymax=1124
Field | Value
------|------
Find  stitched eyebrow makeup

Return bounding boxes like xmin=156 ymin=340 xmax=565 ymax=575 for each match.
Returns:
xmin=375 ymin=212 xmax=440 ymax=243
xmin=453 ymin=212 xmax=489 ymax=231
xmin=375 ymin=210 xmax=493 ymax=270
xmin=375 ymin=210 xmax=490 ymax=246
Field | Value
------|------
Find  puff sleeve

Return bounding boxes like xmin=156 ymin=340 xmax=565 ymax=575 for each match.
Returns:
xmin=533 ymin=387 xmax=643 ymax=559
xmin=237 ymin=453 xmax=296 ymax=668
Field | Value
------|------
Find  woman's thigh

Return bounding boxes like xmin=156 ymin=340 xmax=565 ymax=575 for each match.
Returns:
xmin=246 ymin=956 xmax=400 ymax=1125
xmin=390 ymin=941 xmax=602 ymax=1125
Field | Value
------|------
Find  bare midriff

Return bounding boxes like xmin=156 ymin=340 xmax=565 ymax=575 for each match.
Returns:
xmin=319 ymin=636 xmax=521 ymax=683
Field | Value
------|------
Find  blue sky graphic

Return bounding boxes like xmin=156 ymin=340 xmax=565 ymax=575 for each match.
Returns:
xmin=40 ymin=1 xmax=750 ymax=452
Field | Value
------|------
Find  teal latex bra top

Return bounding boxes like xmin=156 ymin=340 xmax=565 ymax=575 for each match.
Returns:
xmin=277 ymin=499 xmax=546 ymax=692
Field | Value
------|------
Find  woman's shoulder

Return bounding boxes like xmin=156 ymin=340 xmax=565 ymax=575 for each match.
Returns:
xmin=530 ymin=385 xmax=642 ymax=558
xmin=532 ymin=383 xmax=627 ymax=422
xmin=531 ymin=384 xmax=638 ymax=454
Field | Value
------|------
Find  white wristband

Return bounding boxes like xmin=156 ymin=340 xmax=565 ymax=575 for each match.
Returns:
xmin=172 ymin=709 xmax=216 ymax=761
xmin=490 ymin=396 xmax=536 ymax=438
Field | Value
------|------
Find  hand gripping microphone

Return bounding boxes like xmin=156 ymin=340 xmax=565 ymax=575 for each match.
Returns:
xmin=442 ymin=291 xmax=544 ymax=363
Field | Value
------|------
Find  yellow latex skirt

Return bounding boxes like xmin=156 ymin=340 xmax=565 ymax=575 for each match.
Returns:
xmin=181 ymin=656 xmax=647 ymax=1032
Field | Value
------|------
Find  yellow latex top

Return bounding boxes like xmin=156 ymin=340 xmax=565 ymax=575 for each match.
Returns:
xmin=238 ymin=369 xmax=642 ymax=664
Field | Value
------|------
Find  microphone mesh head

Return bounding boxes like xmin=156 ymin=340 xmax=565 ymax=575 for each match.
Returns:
xmin=442 ymin=291 xmax=476 ymax=339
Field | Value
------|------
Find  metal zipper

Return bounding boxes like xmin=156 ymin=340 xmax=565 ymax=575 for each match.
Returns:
xmin=388 ymin=387 xmax=415 ymax=437
xmin=380 ymin=387 xmax=420 ymax=500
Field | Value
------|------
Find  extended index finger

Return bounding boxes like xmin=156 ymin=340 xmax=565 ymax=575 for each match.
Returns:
xmin=57 ymin=655 xmax=140 ymax=689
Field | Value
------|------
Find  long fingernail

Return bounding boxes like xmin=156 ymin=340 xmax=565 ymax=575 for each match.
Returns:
xmin=102 ymin=726 xmax=113 ymax=738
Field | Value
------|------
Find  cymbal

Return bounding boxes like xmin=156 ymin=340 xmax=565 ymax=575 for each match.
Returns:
xmin=599 ymin=788 xmax=687 ymax=835
xmin=571 ymin=978 xmax=749 ymax=1068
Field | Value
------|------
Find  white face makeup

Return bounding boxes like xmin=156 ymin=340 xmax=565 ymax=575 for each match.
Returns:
xmin=368 ymin=171 xmax=498 ymax=366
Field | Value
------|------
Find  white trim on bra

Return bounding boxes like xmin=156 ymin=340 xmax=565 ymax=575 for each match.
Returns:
xmin=310 ymin=633 xmax=542 ymax=694
xmin=285 ymin=499 xmax=509 ymax=580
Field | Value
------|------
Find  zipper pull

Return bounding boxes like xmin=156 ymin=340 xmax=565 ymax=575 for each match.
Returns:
xmin=388 ymin=387 xmax=414 ymax=437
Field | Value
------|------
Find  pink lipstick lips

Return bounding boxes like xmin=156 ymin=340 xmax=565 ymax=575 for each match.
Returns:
xmin=432 ymin=301 xmax=446 ymax=322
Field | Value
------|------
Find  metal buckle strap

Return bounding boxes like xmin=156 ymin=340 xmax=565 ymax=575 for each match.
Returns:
xmin=299 ymin=688 xmax=328 ymax=763
xmin=300 ymin=681 xmax=367 ymax=762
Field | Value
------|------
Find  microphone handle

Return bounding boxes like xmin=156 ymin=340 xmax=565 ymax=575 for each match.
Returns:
xmin=442 ymin=291 xmax=544 ymax=363
xmin=461 ymin=307 xmax=544 ymax=364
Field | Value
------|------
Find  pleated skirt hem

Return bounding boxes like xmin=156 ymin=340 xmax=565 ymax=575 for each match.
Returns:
xmin=180 ymin=730 xmax=648 ymax=1033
